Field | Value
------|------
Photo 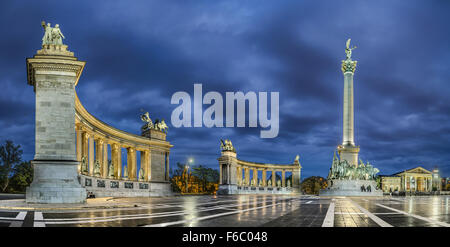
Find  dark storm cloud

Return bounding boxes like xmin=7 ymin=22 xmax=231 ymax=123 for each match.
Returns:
xmin=0 ymin=0 xmax=449 ymax=178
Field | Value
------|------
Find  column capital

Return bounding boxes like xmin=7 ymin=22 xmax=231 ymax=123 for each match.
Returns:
xmin=341 ymin=59 xmax=357 ymax=74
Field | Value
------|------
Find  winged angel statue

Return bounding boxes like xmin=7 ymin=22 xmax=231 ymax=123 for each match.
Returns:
xmin=345 ymin=38 xmax=357 ymax=60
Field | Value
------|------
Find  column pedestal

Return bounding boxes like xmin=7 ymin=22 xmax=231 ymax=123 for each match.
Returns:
xmin=26 ymin=44 xmax=86 ymax=203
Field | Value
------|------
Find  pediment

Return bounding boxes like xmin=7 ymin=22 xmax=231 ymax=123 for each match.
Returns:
xmin=399 ymin=166 xmax=432 ymax=175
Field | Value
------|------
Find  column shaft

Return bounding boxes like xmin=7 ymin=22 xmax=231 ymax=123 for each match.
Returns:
xmin=88 ymin=136 xmax=94 ymax=175
xmin=272 ymin=170 xmax=276 ymax=187
xmin=282 ymin=170 xmax=286 ymax=187
xmin=76 ymin=129 xmax=82 ymax=172
xmin=102 ymin=142 xmax=108 ymax=178
xmin=262 ymin=170 xmax=266 ymax=186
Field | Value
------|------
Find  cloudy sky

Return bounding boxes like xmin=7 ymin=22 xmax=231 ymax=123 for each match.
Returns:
xmin=0 ymin=0 xmax=449 ymax=178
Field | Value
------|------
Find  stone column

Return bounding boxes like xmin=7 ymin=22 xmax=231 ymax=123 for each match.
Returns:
xmin=341 ymin=58 xmax=357 ymax=147
xmin=271 ymin=170 xmax=276 ymax=187
xmin=219 ymin=164 xmax=223 ymax=185
xmin=245 ymin=168 xmax=250 ymax=186
xmin=166 ymin=152 xmax=170 ymax=181
xmin=102 ymin=142 xmax=108 ymax=178
xmin=262 ymin=169 xmax=266 ymax=187
xmin=127 ymin=147 xmax=137 ymax=180
xmin=76 ymin=127 xmax=83 ymax=172
xmin=282 ymin=170 xmax=286 ymax=187
xmin=82 ymin=132 xmax=89 ymax=161
xmin=112 ymin=144 xmax=121 ymax=179
xmin=88 ymin=136 xmax=94 ymax=175
xmin=95 ymin=138 xmax=103 ymax=176
xmin=26 ymin=43 xmax=86 ymax=203
xmin=292 ymin=168 xmax=301 ymax=188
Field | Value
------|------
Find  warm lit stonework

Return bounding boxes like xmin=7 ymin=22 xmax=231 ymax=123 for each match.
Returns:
xmin=26 ymin=22 xmax=173 ymax=203
xmin=217 ymin=139 xmax=302 ymax=195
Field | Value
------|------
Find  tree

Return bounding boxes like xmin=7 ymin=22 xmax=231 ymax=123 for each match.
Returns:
xmin=192 ymin=165 xmax=210 ymax=192
xmin=9 ymin=161 xmax=33 ymax=193
xmin=300 ymin=176 xmax=327 ymax=195
xmin=0 ymin=140 xmax=23 ymax=192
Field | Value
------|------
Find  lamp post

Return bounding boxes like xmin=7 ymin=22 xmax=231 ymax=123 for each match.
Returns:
xmin=185 ymin=158 xmax=194 ymax=193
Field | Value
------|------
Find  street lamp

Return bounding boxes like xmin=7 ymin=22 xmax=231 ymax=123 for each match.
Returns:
xmin=185 ymin=158 xmax=194 ymax=193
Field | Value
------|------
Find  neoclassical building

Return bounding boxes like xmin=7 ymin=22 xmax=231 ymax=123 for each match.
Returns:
xmin=26 ymin=23 xmax=173 ymax=203
xmin=380 ymin=166 xmax=441 ymax=193
xmin=217 ymin=140 xmax=302 ymax=194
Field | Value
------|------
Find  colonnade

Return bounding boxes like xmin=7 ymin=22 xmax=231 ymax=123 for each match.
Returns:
xmin=218 ymin=149 xmax=302 ymax=194
xmin=234 ymin=166 xmax=296 ymax=188
xmin=75 ymin=125 xmax=157 ymax=181
xmin=74 ymin=92 xmax=172 ymax=183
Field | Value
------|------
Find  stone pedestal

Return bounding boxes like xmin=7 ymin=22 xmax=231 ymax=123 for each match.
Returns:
xmin=337 ymin=145 xmax=360 ymax=167
xmin=217 ymin=184 xmax=239 ymax=195
xmin=320 ymin=179 xmax=382 ymax=196
xmin=26 ymin=45 xmax=87 ymax=203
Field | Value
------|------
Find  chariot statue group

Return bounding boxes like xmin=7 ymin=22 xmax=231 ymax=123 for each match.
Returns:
xmin=140 ymin=111 xmax=168 ymax=133
xmin=327 ymin=151 xmax=379 ymax=181
xmin=220 ymin=139 xmax=236 ymax=152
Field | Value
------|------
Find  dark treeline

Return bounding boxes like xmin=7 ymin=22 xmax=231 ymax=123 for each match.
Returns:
xmin=0 ymin=140 xmax=33 ymax=193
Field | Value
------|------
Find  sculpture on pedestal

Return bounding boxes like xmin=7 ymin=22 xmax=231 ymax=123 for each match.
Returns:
xmin=138 ymin=167 xmax=145 ymax=181
xmin=320 ymin=39 xmax=382 ymax=196
xmin=220 ymin=139 xmax=236 ymax=152
xmin=81 ymin=156 xmax=88 ymax=174
xmin=108 ymin=160 xmax=115 ymax=179
xmin=41 ymin=21 xmax=65 ymax=45
xmin=93 ymin=160 xmax=101 ymax=177
xmin=123 ymin=165 xmax=128 ymax=179
xmin=268 ymin=179 xmax=272 ymax=187
xmin=141 ymin=112 xmax=169 ymax=134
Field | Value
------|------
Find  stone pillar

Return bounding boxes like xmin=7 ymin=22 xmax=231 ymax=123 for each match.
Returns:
xmin=227 ymin=164 xmax=231 ymax=184
xmin=341 ymin=59 xmax=357 ymax=146
xmin=282 ymin=170 xmax=286 ymax=187
xmin=219 ymin=164 xmax=223 ymax=185
xmin=26 ymin=43 xmax=86 ymax=203
xmin=82 ymin=132 xmax=89 ymax=161
xmin=95 ymin=138 xmax=103 ymax=175
xmin=76 ymin=127 xmax=82 ymax=172
xmin=292 ymin=168 xmax=301 ymax=188
xmin=127 ymin=147 xmax=137 ymax=180
xmin=102 ymin=142 xmax=108 ymax=178
xmin=262 ymin=169 xmax=266 ymax=187
xmin=88 ymin=136 xmax=94 ymax=175
xmin=112 ymin=144 xmax=121 ymax=179
xmin=271 ymin=170 xmax=276 ymax=187
xmin=165 ymin=152 xmax=170 ymax=181
xmin=337 ymin=55 xmax=359 ymax=166
xmin=245 ymin=168 xmax=250 ymax=186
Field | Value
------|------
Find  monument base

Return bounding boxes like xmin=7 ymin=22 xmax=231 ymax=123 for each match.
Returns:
xmin=26 ymin=160 xmax=87 ymax=204
xmin=320 ymin=179 xmax=382 ymax=196
xmin=217 ymin=184 xmax=239 ymax=195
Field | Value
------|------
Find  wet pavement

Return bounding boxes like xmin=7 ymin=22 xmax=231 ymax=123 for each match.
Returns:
xmin=0 ymin=195 xmax=449 ymax=227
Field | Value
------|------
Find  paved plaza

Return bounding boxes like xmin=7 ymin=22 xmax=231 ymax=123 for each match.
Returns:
xmin=0 ymin=195 xmax=449 ymax=227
